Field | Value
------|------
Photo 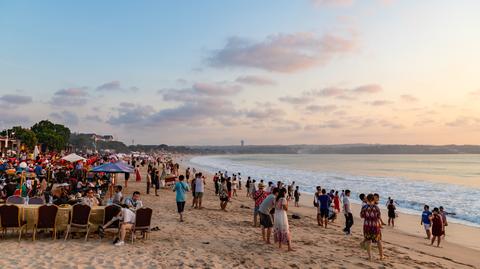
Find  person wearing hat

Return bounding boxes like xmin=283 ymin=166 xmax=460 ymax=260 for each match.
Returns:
xmin=252 ymin=182 xmax=268 ymax=227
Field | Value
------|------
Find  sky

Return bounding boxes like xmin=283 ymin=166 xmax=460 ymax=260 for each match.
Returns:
xmin=1 ymin=0 xmax=480 ymax=145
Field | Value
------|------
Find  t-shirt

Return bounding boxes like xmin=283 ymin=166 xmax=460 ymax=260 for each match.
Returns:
xmin=318 ymin=194 xmax=331 ymax=210
xmin=174 ymin=181 xmax=189 ymax=202
xmin=253 ymin=190 xmax=268 ymax=208
xmin=195 ymin=177 xmax=204 ymax=193
xmin=343 ymin=196 xmax=351 ymax=213
xmin=113 ymin=192 xmax=123 ymax=204
xmin=125 ymin=197 xmax=143 ymax=210
xmin=258 ymin=194 xmax=275 ymax=214
xmin=422 ymin=210 xmax=432 ymax=224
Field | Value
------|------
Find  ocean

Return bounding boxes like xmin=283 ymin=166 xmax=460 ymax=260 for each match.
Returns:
xmin=188 ymin=154 xmax=480 ymax=227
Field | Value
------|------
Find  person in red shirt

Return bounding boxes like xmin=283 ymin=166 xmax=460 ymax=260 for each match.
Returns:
xmin=252 ymin=183 xmax=268 ymax=227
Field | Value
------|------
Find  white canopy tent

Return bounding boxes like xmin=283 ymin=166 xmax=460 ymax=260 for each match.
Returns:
xmin=62 ymin=153 xmax=86 ymax=162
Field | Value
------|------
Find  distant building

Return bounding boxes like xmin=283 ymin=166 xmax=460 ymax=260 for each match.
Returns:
xmin=0 ymin=136 xmax=21 ymax=156
xmin=241 ymin=140 xmax=245 ymax=147
xmin=92 ymin=134 xmax=114 ymax=142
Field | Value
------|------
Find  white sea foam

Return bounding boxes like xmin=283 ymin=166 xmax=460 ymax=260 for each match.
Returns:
xmin=188 ymin=155 xmax=480 ymax=227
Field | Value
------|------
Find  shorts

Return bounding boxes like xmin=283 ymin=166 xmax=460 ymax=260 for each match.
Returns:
xmin=259 ymin=212 xmax=273 ymax=228
xmin=177 ymin=201 xmax=186 ymax=213
xmin=195 ymin=192 xmax=204 ymax=199
xmin=152 ymin=180 xmax=160 ymax=189
xmin=220 ymin=196 xmax=229 ymax=202
xmin=254 ymin=206 xmax=259 ymax=215
xmin=424 ymin=224 xmax=431 ymax=230
xmin=319 ymin=208 xmax=329 ymax=218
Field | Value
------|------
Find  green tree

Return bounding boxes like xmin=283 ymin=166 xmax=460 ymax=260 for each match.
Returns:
xmin=0 ymin=126 xmax=38 ymax=151
xmin=31 ymin=120 xmax=71 ymax=151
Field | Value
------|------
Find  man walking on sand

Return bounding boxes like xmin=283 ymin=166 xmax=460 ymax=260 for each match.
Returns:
xmin=421 ymin=205 xmax=432 ymax=239
xmin=173 ymin=175 xmax=189 ymax=222
xmin=343 ymin=189 xmax=353 ymax=235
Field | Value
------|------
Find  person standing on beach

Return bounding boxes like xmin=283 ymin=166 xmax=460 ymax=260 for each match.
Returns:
xmin=294 ymin=186 xmax=300 ymax=207
xmin=317 ymin=189 xmax=331 ymax=228
xmin=191 ymin=174 xmax=196 ymax=208
xmin=430 ymin=207 xmax=445 ymax=247
xmin=333 ymin=191 xmax=341 ymax=213
xmin=218 ymin=178 xmax=229 ymax=211
xmin=238 ymin=173 xmax=242 ymax=190
xmin=421 ymin=205 xmax=433 ymax=239
xmin=173 ymin=175 xmax=189 ymax=222
xmin=252 ymin=183 xmax=268 ymax=227
xmin=259 ymin=187 xmax=278 ymax=244
xmin=246 ymin=177 xmax=251 ymax=197
xmin=227 ymin=177 xmax=232 ymax=199
xmin=124 ymin=172 xmax=130 ymax=189
xmin=185 ymin=167 xmax=190 ymax=181
xmin=232 ymin=177 xmax=238 ymax=197
xmin=343 ymin=190 xmax=353 ymax=235
xmin=314 ymin=186 xmax=322 ymax=226
xmin=194 ymin=173 xmax=205 ymax=209
xmin=360 ymin=194 xmax=384 ymax=261
xmin=273 ymin=188 xmax=293 ymax=251
xmin=387 ymin=200 xmax=396 ymax=227
xmin=439 ymin=206 xmax=450 ymax=237
xmin=250 ymin=179 xmax=257 ymax=197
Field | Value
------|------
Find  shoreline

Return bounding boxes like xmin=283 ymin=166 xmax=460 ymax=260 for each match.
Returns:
xmin=184 ymin=155 xmax=480 ymax=229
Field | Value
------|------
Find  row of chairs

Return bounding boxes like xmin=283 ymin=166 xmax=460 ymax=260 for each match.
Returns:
xmin=0 ymin=203 xmax=153 ymax=243
xmin=5 ymin=195 xmax=45 ymax=205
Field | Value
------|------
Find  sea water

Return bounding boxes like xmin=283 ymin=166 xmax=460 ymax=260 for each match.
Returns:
xmin=188 ymin=154 xmax=480 ymax=227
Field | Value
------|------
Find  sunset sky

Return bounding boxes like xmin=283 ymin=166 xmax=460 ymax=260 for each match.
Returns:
xmin=1 ymin=0 xmax=480 ymax=145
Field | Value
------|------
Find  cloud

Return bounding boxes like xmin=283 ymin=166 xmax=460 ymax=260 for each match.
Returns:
xmin=159 ymin=82 xmax=242 ymax=103
xmin=208 ymin=32 xmax=357 ymax=73
xmin=107 ymin=103 xmax=155 ymax=125
xmin=50 ymin=87 xmax=89 ymax=106
xmin=244 ymin=107 xmax=286 ymax=120
xmin=400 ymin=94 xmax=419 ymax=102
xmin=84 ymin=115 xmax=103 ymax=122
xmin=368 ymin=100 xmax=393 ymax=106
xmin=278 ymin=95 xmax=311 ymax=105
xmin=446 ymin=116 xmax=480 ymax=128
xmin=306 ymin=104 xmax=337 ymax=113
xmin=235 ymin=75 xmax=276 ymax=86
xmin=96 ymin=81 xmax=139 ymax=92
xmin=96 ymin=81 xmax=122 ymax=91
xmin=0 ymin=94 xmax=32 ymax=104
xmin=49 ymin=111 xmax=79 ymax=125
xmin=305 ymin=120 xmax=344 ymax=131
xmin=312 ymin=84 xmax=382 ymax=99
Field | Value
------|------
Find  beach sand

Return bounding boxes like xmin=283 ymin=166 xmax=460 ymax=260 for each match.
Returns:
xmin=1 ymin=163 xmax=479 ymax=269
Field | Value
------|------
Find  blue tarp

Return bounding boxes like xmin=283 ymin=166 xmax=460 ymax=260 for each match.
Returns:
xmin=90 ymin=161 xmax=134 ymax=173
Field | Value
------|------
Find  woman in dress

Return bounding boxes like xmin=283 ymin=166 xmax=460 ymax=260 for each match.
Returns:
xmin=360 ymin=193 xmax=384 ymax=261
xmin=273 ymin=188 xmax=293 ymax=251
xmin=333 ymin=191 xmax=341 ymax=213
xmin=218 ymin=178 xmax=229 ymax=211
xmin=430 ymin=207 xmax=444 ymax=247
xmin=135 ymin=165 xmax=142 ymax=182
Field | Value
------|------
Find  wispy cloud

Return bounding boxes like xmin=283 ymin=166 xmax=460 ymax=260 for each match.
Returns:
xmin=0 ymin=94 xmax=32 ymax=104
xmin=235 ymin=75 xmax=276 ymax=86
xmin=400 ymin=94 xmax=419 ymax=102
xmin=208 ymin=32 xmax=357 ymax=73
xmin=50 ymin=87 xmax=89 ymax=106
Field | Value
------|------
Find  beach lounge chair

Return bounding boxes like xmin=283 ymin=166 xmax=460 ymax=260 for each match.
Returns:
xmin=131 ymin=207 xmax=153 ymax=243
xmin=64 ymin=204 xmax=91 ymax=241
xmin=33 ymin=204 xmax=59 ymax=241
xmin=28 ymin=197 xmax=45 ymax=205
xmin=101 ymin=204 xmax=121 ymax=240
xmin=0 ymin=205 xmax=27 ymax=241
xmin=6 ymin=195 xmax=25 ymax=205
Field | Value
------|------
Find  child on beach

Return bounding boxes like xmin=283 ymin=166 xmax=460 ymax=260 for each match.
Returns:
xmin=430 ymin=207 xmax=444 ymax=247
xmin=294 ymin=186 xmax=300 ymax=207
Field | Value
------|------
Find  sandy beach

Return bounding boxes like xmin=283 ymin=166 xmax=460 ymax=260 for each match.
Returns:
xmin=1 ymin=163 xmax=479 ymax=269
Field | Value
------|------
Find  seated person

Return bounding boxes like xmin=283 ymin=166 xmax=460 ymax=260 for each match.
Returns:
xmin=124 ymin=191 xmax=143 ymax=210
xmin=112 ymin=185 xmax=123 ymax=204
xmin=81 ymin=188 xmax=100 ymax=207
xmin=99 ymin=204 xmax=136 ymax=246
xmin=52 ymin=187 xmax=70 ymax=206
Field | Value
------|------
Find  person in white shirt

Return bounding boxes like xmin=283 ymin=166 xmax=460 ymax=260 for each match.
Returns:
xmin=194 ymin=173 xmax=205 ymax=209
xmin=100 ymin=204 xmax=136 ymax=246
xmin=343 ymin=189 xmax=353 ymax=235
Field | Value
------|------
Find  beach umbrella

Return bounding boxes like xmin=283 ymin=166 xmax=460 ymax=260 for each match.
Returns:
xmin=90 ymin=161 xmax=134 ymax=173
xmin=62 ymin=153 xmax=87 ymax=163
